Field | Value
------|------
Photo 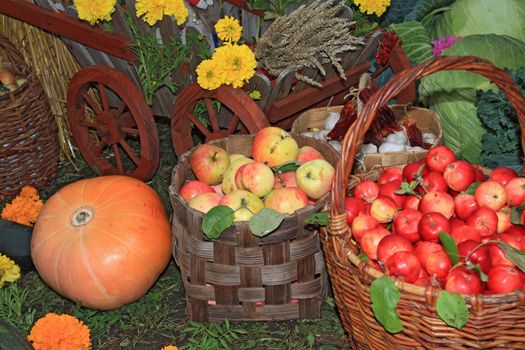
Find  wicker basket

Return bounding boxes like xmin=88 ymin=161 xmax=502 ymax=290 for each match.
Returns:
xmin=322 ymin=56 xmax=525 ymax=349
xmin=169 ymin=134 xmax=339 ymax=322
xmin=291 ymin=104 xmax=442 ymax=172
xmin=0 ymin=35 xmax=59 ymax=201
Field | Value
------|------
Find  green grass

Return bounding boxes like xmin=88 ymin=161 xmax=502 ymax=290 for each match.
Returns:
xmin=0 ymin=119 xmax=349 ymax=349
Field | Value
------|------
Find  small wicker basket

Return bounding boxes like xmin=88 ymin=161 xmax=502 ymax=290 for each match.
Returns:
xmin=169 ymin=134 xmax=339 ymax=322
xmin=322 ymin=56 xmax=525 ymax=349
xmin=0 ymin=35 xmax=59 ymax=201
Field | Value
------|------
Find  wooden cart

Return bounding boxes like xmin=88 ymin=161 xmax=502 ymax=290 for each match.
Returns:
xmin=1 ymin=0 xmax=413 ymax=181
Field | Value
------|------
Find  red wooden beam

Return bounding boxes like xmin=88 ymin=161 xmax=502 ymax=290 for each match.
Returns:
xmin=0 ymin=0 xmax=135 ymax=61
xmin=224 ymin=0 xmax=265 ymax=16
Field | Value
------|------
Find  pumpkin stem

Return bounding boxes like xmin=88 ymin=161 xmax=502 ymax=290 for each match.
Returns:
xmin=71 ymin=206 xmax=94 ymax=227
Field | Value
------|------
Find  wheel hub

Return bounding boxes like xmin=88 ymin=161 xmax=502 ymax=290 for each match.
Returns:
xmin=96 ymin=111 xmax=123 ymax=144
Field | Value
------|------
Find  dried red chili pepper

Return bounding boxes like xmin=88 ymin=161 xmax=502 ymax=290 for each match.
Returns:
xmin=327 ymin=99 xmax=357 ymax=141
xmin=404 ymin=118 xmax=432 ymax=149
xmin=359 ymin=87 xmax=401 ymax=145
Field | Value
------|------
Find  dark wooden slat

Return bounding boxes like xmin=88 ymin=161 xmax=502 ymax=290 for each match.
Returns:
xmin=263 ymin=242 xmax=291 ymax=304
xmin=213 ymin=243 xmax=239 ymax=305
xmin=238 ymin=228 xmax=262 ymax=315
xmin=2 ymin=0 xmax=135 ymax=61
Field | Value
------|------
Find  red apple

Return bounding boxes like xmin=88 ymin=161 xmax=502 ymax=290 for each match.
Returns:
xmin=488 ymin=233 xmax=522 ymax=266
xmin=179 ymin=180 xmax=215 ymax=202
xmin=473 ymin=167 xmax=487 ymax=182
xmin=418 ymin=171 xmax=447 ymax=194
xmin=419 ymin=191 xmax=455 ymax=219
xmin=379 ymin=167 xmax=403 ymax=186
xmin=351 ymin=214 xmax=379 ymax=242
xmin=458 ymin=239 xmax=491 ymax=274
xmin=189 ymin=144 xmax=231 ymax=185
xmin=370 ymin=196 xmax=398 ymax=223
xmin=393 ymin=209 xmax=423 ymax=242
xmin=451 ymin=225 xmax=481 ymax=244
xmin=445 ymin=266 xmax=483 ymax=294
xmin=496 ymin=208 xmax=512 ymax=233
xmin=377 ymin=234 xmax=414 ymax=263
xmin=475 ymin=181 xmax=507 ymax=211
xmin=297 ymin=146 xmax=324 ymax=163
xmin=487 ymin=265 xmax=523 ymax=294
xmin=252 ymin=127 xmax=299 ymax=167
xmin=466 ymin=207 xmax=498 ymax=238
xmin=402 ymin=160 xmax=428 ymax=182
xmin=490 ymin=167 xmax=518 ymax=186
xmin=454 ymin=193 xmax=479 ymax=220
xmin=274 ymin=171 xmax=298 ymax=189
xmin=503 ymin=225 xmax=525 ymax=249
xmin=415 ymin=241 xmax=444 ymax=266
xmin=344 ymin=197 xmax=366 ymax=226
xmin=385 ymin=251 xmax=422 ymax=283
xmin=361 ymin=227 xmax=392 ymax=260
xmin=188 ymin=192 xmax=223 ymax=214
xmin=402 ymin=195 xmax=421 ymax=210
xmin=449 ymin=218 xmax=467 ymax=232
xmin=423 ymin=250 xmax=452 ymax=281
xmin=379 ymin=180 xmax=404 ymax=208
xmin=354 ymin=180 xmax=380 ymax=203
xmin=505 ymin=177 xmax=525 ymax=206
xmin=443 ymin=160 xmax=476 ymax=191
xmin=264 ymin=188 xmax=309 ymax=215
xmin=425 ymin=145 xmax=457 ymax=173
xmin=418 ymin=212 xmax=450 ymax=242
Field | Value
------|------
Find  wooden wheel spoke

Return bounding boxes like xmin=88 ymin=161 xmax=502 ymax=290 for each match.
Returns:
xmin=226 ymin=114 xmax=240 ymax=133
xmin=121 ymin=126 xmax=140 ymax=135
xmin=112 ymin=144 xmax=124 ymax=173
xmin=81 ymin=91 xmax=101 ymax=113
xmin=98 ymin=82 xmax=111 ymax=111
xmin=119 ymin=140 xmax=140 ymax=165
xmin=90 ymin=142 xmax=105 ymax=157
xmin=114 ymin=100 xmax=126 ymax=118
xmin=204 ymin=98 xmax=220 ymax=131
xmin=79 ymin=120 xmax=99 ymax=129
xmin=188 ymin=113 xmax=211 ymax=136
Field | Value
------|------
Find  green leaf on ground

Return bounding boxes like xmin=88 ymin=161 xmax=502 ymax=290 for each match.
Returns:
xmin=202 ymin=205 xmax=234 ymax=239
xmin=439 ymin=232 xmax=460 ymax=265
xmin=436 ymin=291 xmax=468 ymax=329
xmin=370 ymin=276 xmax=403 ymax=333
xmin=249 ymin=208 xmax=285 ymax=237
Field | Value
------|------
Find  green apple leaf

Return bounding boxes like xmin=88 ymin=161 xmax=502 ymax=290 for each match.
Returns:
xmin=357 ymin=253 xmax=370 ymax=263
xmin=466 ymin=181 xmax=481 ymax=195
xmin=202 ymin=205 xmax=234 ymax=239
xmin=305 ymin=212 xmax=329 ymax=226
xmin=370 ymin=276 xmax=404 ymax=333
xmin=439 ymin=232 xmax=460 ymax=265
xmin=249 ymin=208 xmax=285 ymax=237
xmin=497 ymin=241 xmax=525 ymax=272
xmin=471 ymin=264 xmax=489 ymax=282
xmin=274 ymin=161 xmax=303 ymax=174
xmin=436 ymin=291 xmax=468 ymax=330
xmin=510 ymin=204 xmax=525 ymax=225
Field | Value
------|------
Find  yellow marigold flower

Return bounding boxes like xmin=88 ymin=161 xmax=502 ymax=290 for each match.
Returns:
xmin=353 ymin=0 xmax=391 ymax=17
xmin=161 ymin=346 xmax=178 ymax=350
xmin=74 ymin=0 xmax=116 ymax=25
xmin=0 ymin=254 xmax=20 ymax=288
xmin=249 ymin=90 xmax=261 ymax=100
xmin=165 ymin=0 xmax=188 ymax=26
xmin=28 ymin=313 xmax=91 ymax=350
xmin=215 ymin=16 xmax=242 ymax=43
xmin=196 ymin=59 xmax=224 ymax=90
xmin=1 ymin=185 xmax=44 ymax=227
xmin=213 ymin=43 xmax=256 ymax=88
xmin=136 ymin=0 xmax=188 ymax=26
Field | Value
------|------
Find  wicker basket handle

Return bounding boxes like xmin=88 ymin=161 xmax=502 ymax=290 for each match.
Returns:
xmin=330 ymin=55 xmax=525 ymax=231
xmin=0 ymin=34 xmax=32 ymax=78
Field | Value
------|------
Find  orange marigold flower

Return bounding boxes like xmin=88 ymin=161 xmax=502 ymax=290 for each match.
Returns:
xmin=27 ymin=313 xmax=91 ymax=350
xmin=1 ymin=185 xmax=44 ymax=226
xmin=161 ymin=346 xmax=178 ymax=350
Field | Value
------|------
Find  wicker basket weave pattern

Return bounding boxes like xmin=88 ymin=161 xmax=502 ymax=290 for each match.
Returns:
xmin=0 ymin=35 xmax=58 ymax=201
xmin=170 ymin=135 xmax=339 ymax=322
xmin=322 ymin=56 xmax=525 ymax=349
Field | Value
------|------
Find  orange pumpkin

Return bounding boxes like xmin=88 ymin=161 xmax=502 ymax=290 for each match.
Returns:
xmin=31 ymin=175 xmax=172 ymax=310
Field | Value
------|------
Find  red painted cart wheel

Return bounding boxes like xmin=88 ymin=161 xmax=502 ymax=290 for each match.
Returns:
xmin=67 ymin=65 xmax=159 ymax=181
xmin=171 ymin=84 xmax=270 ymax=156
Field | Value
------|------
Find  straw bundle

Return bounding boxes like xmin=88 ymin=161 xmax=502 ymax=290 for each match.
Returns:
xmin=0 ymin=5 xmax=80 ymax=165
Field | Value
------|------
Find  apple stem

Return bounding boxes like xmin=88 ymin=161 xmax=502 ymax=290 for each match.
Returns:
xmin=465 ymin=240 xmax=498 ymax=263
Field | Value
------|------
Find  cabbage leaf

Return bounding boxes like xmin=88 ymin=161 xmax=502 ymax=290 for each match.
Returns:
xmin=390 ymin=21 xmax=433 ymax=65
xmin=419 ymin=34 xmax=525 ymax=163
xmin=428 ymin=0 xmax=525 ymax=42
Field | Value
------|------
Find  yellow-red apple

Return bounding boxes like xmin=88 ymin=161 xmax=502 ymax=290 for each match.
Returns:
xmin=296 ymin=159 xmax=335 ymax=199
xmin=235 ymin=162 xmax=274 ymax=197
xmin=222 ymin=157 xmax=254 ymax=194
xmin=188 ymin=192 xmax=223 ymax=213
xmin=218 ymin=189 xmax=264 ymax=221
xmin=274 ymin=171 xmax=298 ymax=189
xmin=297 ymin=146 xmax=324 ymax=163
xmin=189 ymin=144 xmax=230 ymax=185
xmin=179 ymin=180 xmax=215 ymax=202
xmin=252 ymin=127 xmax=299 ymax=167
xmin=264 ymin=188 xmax=309 ymax=214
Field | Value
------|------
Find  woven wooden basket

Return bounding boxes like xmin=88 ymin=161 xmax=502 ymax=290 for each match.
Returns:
xmin=0 ymin=35 xmax=59 ymax=202
xmin=291 ymin=104 xmax=442 ymax=172
xmin=169 ymin=134 xmax=339 ymax=322
xmin=322 ymin=56 xmax=525 ymax=349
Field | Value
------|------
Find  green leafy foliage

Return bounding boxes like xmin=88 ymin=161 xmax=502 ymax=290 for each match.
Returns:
xmin=0 ymin=284 xmax=36 ymax=336
xmin=439 ymin=232 xmax=459 ymax=265
xmin=405 ymin=0 xmax=455 ymax=22
xmin=478 ymin=68 xmax=525 ymax=173
xmin=471 ymin=264 xmax=489 ymax=282
xmin=370 ymin=276 xmax=403 ymax=333
xmin=497 ymin=241 xmax=525 ymax=273
xmin=202 ymin=206 xmax=234 ymax=239
xmin=466 ymin=182 xmax=481 ymax=195
xmin=181 ymin=320 xmax=248 ymax=350
xmin=305 ymin=212 xmax=329 ymax=226
xmin=246 ymin=0 xmax=306 ymax=20
xmin=249 ymin=208 xmax=285 ymax=237
xmin=436 ymin=291 xmax=468 ymax=329
xmin=389 ymin=21 xmax=433 ymax=65
xmin=381 ymin=0 xmax=418 ymax=25
xmin=274 ymin=161 xmax=303 ymax=174
xmin=510 ymin=204 xmax=525 ymax=225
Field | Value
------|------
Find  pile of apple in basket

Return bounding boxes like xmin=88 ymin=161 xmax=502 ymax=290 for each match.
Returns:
xmin=179 ymin=127 xmax=334 ymax=239
xmin=348 ymin=144 xmax=525 ymax=301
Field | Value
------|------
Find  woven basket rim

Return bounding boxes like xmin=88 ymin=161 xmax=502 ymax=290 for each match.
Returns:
xmin=170 ymin=133 xmax=336 ymax=242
